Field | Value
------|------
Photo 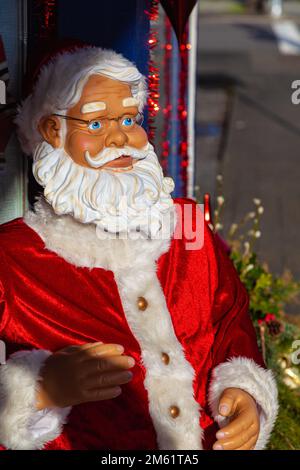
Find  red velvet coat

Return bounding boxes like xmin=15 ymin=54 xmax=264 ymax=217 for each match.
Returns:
xmin=0 ymin=198 xmax=265 ymax=450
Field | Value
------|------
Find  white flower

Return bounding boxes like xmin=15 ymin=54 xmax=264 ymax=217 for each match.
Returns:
xmin=248 ymin=212 xmax=256 ymax=219
xmin=253 ymin=198 xmax=261 ymax=205
xmin=217 ymin=196 xmax=224 ymax=206
xmin=244 ymin=241 xmax=250 ymax=255
xmin=216 ymin=174 xmax=223 ymax=182
xmin=258 ymin=206 xmax=264 ymax=214
xmin=255 ymin=230 xmax=261 ymax=238
xmin=243 ymin=264 xmax=254 ymax=274
xmin=215 ymin=223 xmax=223 ymax=231
xmin=229 ymin=223 xmax=238 ymax=235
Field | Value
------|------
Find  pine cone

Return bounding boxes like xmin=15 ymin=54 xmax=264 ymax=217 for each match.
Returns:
xmin=267 ymin=320 xmax=282 ymax=336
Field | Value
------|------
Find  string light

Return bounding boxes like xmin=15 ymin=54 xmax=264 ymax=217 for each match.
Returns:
xmin=146 ymin=0 xmax=192 ymax=196
xmin=160 ymin=14 xmax=172 ymax=174
xmin=35 ymin=0 xmax=57 ymax=40
xmin=160 ymin=13 xmax=192 ymax=195
xmin=145 ymin=0 xmax=160 ymax=144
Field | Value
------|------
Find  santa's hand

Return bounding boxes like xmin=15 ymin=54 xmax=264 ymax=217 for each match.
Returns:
xmin=213 ymin=387 xmax=260 ymax=450
xmin=36 ymin=342 xmax=134 ymax=409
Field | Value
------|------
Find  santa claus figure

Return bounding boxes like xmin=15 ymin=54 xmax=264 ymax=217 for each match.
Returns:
xmin=0 ymin=47 xmax=277 ymax=451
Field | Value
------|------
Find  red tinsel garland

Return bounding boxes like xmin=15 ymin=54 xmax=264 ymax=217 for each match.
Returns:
xmin=161 ymin=13 xmax=191 ymax=195
xmin=161 ymin=16 xmax=172 ymax=174
xmin=179 ymin=31 xmax=189 ymax=194
xmin=32 ymin=0 xmax=57 ymax=40
xmin=145 ymin=0 xmax=160 ymax=144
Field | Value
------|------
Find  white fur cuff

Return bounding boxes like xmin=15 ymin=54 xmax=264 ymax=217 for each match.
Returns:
xmin=0 ymin=349 xmax=71 ymax=450
xmin=209 ymin=357 xmax=278 ymax=450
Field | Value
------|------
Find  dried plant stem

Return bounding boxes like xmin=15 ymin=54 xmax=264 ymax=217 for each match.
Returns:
xmin=259 ymin=324 xmax=266 ymax=363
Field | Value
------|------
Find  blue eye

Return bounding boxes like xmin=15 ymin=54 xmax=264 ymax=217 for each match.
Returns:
xmin=122 ymin=117 xmax=134 ymax=127
xmin=89 ymin=120 xmax=102 ymax=130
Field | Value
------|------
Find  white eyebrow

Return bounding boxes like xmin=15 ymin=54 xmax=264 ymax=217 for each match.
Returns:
xmin=81 ymin=101 xmax=107 ymax=114
xmin=122 ymin=97 xmax=139 ymax=108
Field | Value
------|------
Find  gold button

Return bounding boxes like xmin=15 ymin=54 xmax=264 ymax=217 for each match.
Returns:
xmin=161 ymin=352 xmax=170 ymax=365
xmin=169 ymin=405 xmax=180 ymax=419
xmin=137 ymin=296 xmax=148 ymax=311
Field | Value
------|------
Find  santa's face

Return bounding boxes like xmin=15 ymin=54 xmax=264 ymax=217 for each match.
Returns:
xmin=39 ymin=75 xmax=149 ymax=171
xmin=35 ymin=74 xmax=174 ymax=237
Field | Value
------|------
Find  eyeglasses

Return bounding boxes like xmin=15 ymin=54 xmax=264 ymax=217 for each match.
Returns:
xmin=52 ymin=112 xmax=144 ymax=135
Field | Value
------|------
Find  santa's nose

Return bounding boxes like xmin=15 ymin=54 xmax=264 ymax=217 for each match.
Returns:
xmin=105 ymin=123 xmax=128 ymax=147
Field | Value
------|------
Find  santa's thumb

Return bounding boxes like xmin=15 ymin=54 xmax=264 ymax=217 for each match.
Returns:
xmin=218 ymin=391 xmax=237 ymax=417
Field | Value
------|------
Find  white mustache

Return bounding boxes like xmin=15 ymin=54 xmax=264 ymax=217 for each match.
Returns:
xmin=84 ymin=145 xmax=149 ymax=168
xmin=33 ymin=140 xmax=174 ymax=237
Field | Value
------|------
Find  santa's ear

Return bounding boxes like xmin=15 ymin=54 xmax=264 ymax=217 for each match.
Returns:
xmin=38 ymin=115 xmax=62 ymax=148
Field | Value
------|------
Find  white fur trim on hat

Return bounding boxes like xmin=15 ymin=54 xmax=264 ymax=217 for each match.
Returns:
xmin=15 ymin=47 xmax=148 ymax=155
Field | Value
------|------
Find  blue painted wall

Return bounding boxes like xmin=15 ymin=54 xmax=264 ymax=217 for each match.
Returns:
xmin=27 ymin=0 xmax=151 ymax=203
xmin=57 ymin=0 xmax=150 ymax=77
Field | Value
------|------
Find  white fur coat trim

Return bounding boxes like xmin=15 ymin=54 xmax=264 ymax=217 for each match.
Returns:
xmin=113 ymin=260 xmax=202 ymax=450
xmin=25 ymin=198 xmax=203 ymax=450
xmin=0 ymin=349 xmax=71 ymax=450
xmin=24 ymin=197 xmax=175 ymax=271
xmin=209 ymin=357 xmax=278 ymax=450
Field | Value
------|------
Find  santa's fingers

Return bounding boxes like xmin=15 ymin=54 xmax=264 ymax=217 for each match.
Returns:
xmin=213 ymin=423 xmax=258 ymax=450
xmin=58 ymin=345 xmax=86 ymax=354
xmin=83 ymin=369 xmax=133 ymax=391
xmin=235 ymin=434 xmax=258 ymax=450
xmin=59 ymin=341 xmax=103 ymax=354
xmin=218 ymin=389 xmax=239 ymax=418
xmin=215 ymin=409 xmax=257 ymax=442
xmin=81 ymin=386 xmax=122 ymax=403
xmin=80 ymin=355 xmax=135 ymax=377
xmin=76 ymin=343 xmax=125 ymax=361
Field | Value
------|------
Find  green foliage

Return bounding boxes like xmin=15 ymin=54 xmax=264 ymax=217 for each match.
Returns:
xmin=230 ymin=248 xmax=300 ymax=325
xmin=214 ymin=189 xmax=300 ymax=329
xmin=268 ymin=381 xmax=300 ymax=450
xmin=210 ymin=179 xmax=300 ymax=449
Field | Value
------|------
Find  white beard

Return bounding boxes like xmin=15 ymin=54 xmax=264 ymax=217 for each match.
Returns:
xmin=32 ymin=141 xmax=175 ymax=238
